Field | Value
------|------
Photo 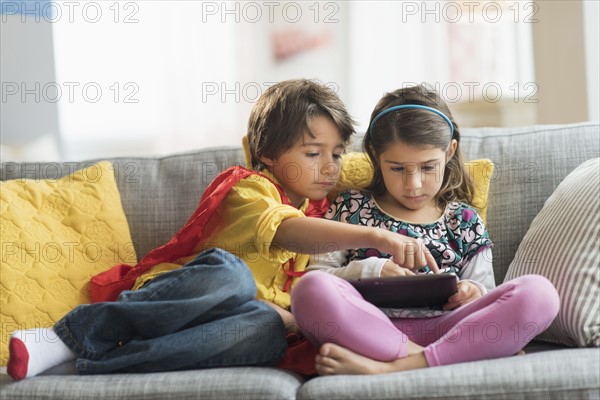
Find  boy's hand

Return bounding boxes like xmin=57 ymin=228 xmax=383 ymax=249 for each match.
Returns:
xmin=260 ymin=300 xmax=300 ymax=334
xmin=380 ymin=232 xmax=440 ymax=273
xmin=443 ymin=281 xmax=482 ymax=311
xmin=380 ymin=260 xmax=415 ymax=277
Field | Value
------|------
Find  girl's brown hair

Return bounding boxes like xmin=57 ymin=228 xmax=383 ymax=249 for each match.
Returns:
xmin=364 ymin=84 xmax=473 ymax=208
xmin=247 ymin=79 xmax=355 ymax=170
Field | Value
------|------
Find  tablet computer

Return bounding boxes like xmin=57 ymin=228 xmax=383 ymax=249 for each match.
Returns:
xmin=348 ymin=273 xmax=458 ymax=309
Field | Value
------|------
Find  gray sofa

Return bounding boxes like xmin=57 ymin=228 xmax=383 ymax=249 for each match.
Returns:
xmin=1 ymin=122 xmax=599 ymax=399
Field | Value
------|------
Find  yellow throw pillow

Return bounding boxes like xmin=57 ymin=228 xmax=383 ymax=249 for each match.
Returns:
xmin=464 ymin=158 xmax=494 ymax=222
xmin=331 ymin=152 xmax=493 ymax=222
xmin=0 ymin=161 xmax=137 ymax=365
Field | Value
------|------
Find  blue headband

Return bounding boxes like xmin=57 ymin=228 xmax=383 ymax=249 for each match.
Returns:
xmin=368 ymin=104 xmax=454 ymax=138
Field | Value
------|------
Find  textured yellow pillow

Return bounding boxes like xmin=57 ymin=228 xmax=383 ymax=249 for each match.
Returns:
xmin=464 ymin=158 xmax=494 ymax=222
xmin=331 ymin=152 xmax=493 ymax=222
xmin=0 ymin=161 xmax=137 ymax=365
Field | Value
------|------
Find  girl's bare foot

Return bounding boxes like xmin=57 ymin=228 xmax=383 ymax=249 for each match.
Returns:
xmin=315 ymin=343 xmax=429 ymax=376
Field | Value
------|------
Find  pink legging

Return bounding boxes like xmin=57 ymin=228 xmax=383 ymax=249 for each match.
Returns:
xmin=291 ymin=271 xmax=559 ymax=367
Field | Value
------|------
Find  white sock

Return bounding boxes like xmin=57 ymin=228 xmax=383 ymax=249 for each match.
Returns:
xmin=7 ymin=328 xmax=76 ymax=380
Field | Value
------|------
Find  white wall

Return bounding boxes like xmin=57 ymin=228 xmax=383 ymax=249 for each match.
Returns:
xmin=52 ymin=1 xmax=241 ymax=159
xmin=233 ymin=1 xmax=350 ymax=140
xmin=1 ymin=0 xmax=599 ymax=162
xmin=584 ymin=0 xmax=599 ymax=121
xmin=52 ymin=1 xmax=350 ymax=160
xmin=347 ymin=1 xmax=539 ymax=132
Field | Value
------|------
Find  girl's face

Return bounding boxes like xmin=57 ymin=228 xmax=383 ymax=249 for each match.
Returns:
xmin=260 ymin=115 xmax=345 ymax=208
xmin=377 ymin=141 xmax=455 ymax=212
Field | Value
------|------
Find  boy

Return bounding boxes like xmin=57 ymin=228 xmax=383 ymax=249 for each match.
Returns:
xmin=8 ymin=79 xmax=436 ymax=380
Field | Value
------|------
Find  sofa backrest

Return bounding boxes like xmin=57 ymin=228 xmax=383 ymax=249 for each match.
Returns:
xmin=347 ymin=122 xmax=599 ymax=283
xmin=2 ymin=122 xmax=599 ymax=284
xmin=459 ymin=122 xmax=599 ymax=283
xmin=0 ymin=147 xmax=246 ymax=261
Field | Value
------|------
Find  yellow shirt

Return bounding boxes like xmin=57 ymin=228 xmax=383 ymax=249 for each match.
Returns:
xmin=132 ymin=170 xmax=308 ymax=310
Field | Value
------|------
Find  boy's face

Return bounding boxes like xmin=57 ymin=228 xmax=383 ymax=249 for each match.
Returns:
xmin=260 ymin=116 xmax=345 ymax=208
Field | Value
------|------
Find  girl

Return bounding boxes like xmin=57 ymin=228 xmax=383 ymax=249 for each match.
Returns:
xmin=291 ymin=84 xmax=560 ymax=375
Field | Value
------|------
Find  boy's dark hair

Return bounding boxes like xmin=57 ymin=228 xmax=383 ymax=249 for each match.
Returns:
xmin=247 ymin=79 xmax=355 ymax=170
xmin=364 ymin=84 xmax=474 ymax=208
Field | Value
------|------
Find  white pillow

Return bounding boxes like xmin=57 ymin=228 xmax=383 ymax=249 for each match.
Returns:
xmin=504 ymin=158 xmax=599 ymax=347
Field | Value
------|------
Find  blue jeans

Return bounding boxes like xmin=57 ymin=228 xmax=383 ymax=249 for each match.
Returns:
xmin=54 ymin=248 xmax=287 ymax=374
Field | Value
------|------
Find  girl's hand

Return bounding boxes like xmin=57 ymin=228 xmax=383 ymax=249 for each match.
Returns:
xmin=378 ymin=232 xmax=440 ymax=273
xmin=443 ymin=281 xmax=482 ymax=311
xmin=380 ymin=260 xmax=416 ymax=277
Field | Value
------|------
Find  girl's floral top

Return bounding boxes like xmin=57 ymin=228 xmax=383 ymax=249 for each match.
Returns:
xmin=325 ymin=190 xmax=493 ymax=274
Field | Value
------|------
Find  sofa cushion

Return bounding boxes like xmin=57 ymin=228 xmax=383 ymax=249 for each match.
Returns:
xmin=0 ymin=367 xmax=304 ymax=400
xmin=0 ymin=161 xmax=137 ymax=365
xmin=298 ymin=348 xmax=600 ymax=400
xmin=504 ymin=158 xmax=599 ymax=347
